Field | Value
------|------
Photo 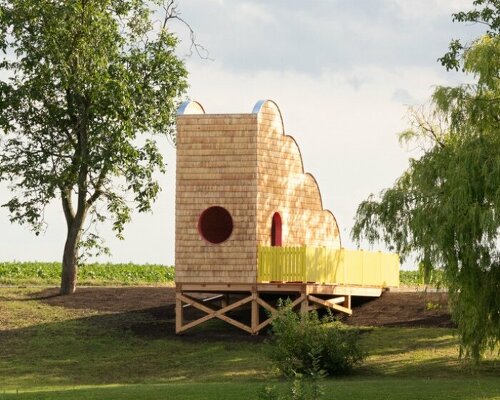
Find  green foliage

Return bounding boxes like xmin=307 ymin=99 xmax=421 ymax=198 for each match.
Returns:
xmin=425 ymin=301 xmax=442 ymax=311
xmin=268 ymin=300 xmax=365 ymax=378
xmin=352 ymin=3 xmax=500 ymax=360
xmin=439 ymin=0 xmax=500 ymax=71
xmin=258 ymin=374 xmax=324 ymax=400
xmin=0 ymin=0 xmax=188 ymax=290
xmin=399 ymin=270 xmax=445 ymax=287
xmin=0 ymin=261 xmax=174 ymax=285
xmin=399 ymin=271 xmax=422 ymax=286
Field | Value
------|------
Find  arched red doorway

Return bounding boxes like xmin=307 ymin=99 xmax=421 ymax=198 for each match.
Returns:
xmin=271 ymin=212 xmax=282 ymax=246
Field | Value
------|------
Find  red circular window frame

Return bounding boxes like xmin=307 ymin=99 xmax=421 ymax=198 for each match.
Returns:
xmin=198 ymin=206 xmax=233 ymax=244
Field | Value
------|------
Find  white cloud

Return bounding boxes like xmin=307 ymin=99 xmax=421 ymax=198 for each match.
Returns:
xmin=387 ymin=0 xmax=474 ymax=19
xmin=235 ymin=2 xmax=277 ymax=25
xmin=0 ymin=0 xmax=487 ymax=267
xmin=176 ymin=0 xmax=484 ymax=74
xmin=182 ymin=61 xmax=455 ymax=259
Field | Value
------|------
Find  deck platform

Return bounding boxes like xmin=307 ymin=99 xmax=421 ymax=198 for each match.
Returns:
xmin=175 ymin=282 xmax=385 ymax=335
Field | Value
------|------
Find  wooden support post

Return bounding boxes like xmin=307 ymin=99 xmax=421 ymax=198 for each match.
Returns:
xmin=221 ymin=294 xmax=229 ymax=308
xmin=251 ymin=292 xmax=259 ymax=335
xmin=300 ymin=295 xmax=309 ymax=314
xmin=343 ymin=295 xmax=351 ymax=310
xmin=175 ymin=292 xmax=183 ymax=334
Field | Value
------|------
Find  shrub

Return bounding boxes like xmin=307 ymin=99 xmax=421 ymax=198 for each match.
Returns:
xmin=267 ymin=299 xmax=365 ymax=377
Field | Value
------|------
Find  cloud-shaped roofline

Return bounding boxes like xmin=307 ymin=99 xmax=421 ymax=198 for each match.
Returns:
xmin=177 ymin=99 xmax=341 ymax=246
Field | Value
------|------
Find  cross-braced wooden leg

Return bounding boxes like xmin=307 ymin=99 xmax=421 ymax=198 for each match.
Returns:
xmin=251 ymin=292 xmax=259 ymax=335
xmin=175 ymin=292 xmax=183 ymax=334
xmin=307 ymin=295 xmax=352 ymax=315
xmin=176 ymin=293 xmax=254 ymax=334
xmin=343 ymin=295 xmax=351 ymax=310
xmin=255 ymin=294 xmax=306 ymax=332
xmin=300 ymin=295 xmax=309 ymax=314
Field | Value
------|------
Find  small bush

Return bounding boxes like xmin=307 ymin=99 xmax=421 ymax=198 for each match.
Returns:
xmin=268 ymin=299 xmax=365 ymax=377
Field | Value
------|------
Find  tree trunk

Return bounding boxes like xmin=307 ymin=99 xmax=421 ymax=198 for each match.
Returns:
xmin=60 ymin=223 xmax=82 ymax=295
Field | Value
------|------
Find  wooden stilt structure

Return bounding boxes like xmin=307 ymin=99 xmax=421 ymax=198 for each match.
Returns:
xmin=175 ymin=282 xmax=381 ymax=335
xmin=173 ymin=100 xmax=399 ymax=336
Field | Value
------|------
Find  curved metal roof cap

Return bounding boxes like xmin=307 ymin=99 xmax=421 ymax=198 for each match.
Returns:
xmin=177 ymin=100 xmax=205 ymax=115
xmin=252 ymin=99 xmax=285 ymax=134
xmin=251 ymin=99 xmax=267 ymax=114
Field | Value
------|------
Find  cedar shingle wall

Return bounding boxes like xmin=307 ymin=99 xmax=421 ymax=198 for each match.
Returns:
xmin=256 ymin=101 xmax=341 ymax=248
xmin=175 ymin=101 xmax=340 ymax=285
xmin=175 ymin=114 xmax=259 ymax=283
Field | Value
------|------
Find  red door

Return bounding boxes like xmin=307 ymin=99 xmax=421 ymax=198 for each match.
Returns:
xmin=271 ymin=212 xmax=282 ymax=247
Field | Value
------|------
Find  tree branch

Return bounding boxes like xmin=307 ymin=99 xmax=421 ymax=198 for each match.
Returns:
xmin=61 ymin=187 xmax=75 ymax=230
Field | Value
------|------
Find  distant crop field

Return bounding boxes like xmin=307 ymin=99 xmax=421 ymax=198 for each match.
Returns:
xmin=0 ymin=262 xmax=175 ymax=286
xmin=399 ymin=271 xmax=421 ymax=286
xmin=399 ymin=270 xmax=445 ymax=287
xmin=0 ymin=262 xmax=441 ymax=288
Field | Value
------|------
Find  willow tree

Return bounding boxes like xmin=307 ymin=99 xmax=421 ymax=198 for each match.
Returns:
xmin=0 ymin=0 xmax=187 ymax=294
xmin=352 ymin=1 xmax=499 ymax=360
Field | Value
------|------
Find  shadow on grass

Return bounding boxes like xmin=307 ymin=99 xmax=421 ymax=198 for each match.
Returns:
xmin=0 ymin=299 xmax=269 ymax=389
xmin=366 ymin=333 xmax=457 ymax=356
xmin=1 ymin=288 xmax=498 ymax=390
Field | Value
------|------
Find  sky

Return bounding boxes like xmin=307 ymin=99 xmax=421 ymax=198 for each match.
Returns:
xmin=0 ymin=0 xmax=484 ymax=268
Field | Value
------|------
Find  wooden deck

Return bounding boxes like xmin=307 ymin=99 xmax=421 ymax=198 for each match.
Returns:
xmin=175 ymin=282 xmax=384 ymax=335
xmin=175 ymin=246 xmax=399 ymax=335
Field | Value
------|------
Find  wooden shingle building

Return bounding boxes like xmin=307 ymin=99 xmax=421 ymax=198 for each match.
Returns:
xmin=175 ymin=99 xmax=399 ymax=334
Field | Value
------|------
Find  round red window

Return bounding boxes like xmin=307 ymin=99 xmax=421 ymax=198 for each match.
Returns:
xmin=198 ymin=206 xmax=233 ymax=244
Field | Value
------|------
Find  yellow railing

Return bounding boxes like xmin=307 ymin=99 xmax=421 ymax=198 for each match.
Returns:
xmin=258 ymin=246 xmax=399 ymax=287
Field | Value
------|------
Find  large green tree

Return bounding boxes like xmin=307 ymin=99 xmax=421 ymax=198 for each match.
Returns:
xmin=0 ymin=0 xmax=187 ymax=294
xmin=352 ymin=0 xmax=499 ymax=360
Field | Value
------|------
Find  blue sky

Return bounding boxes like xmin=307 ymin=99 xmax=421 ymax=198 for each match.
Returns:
xmin=0 ymin=0 xmax=485 ymax=267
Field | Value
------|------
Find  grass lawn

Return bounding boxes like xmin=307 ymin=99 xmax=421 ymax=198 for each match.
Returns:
xmin=1 ymin=378 xmax=500 ymax=400
xmin=0 ymin=287 xmax=498 ymax=399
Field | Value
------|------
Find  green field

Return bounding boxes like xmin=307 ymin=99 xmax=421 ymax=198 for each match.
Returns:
xmin=0 ymin=262 xmax=429 ymax=287
xmin=0 ymin=262 xmax=174 ymax=286
xmin=0 ymin=287 xmax=498 ymax=400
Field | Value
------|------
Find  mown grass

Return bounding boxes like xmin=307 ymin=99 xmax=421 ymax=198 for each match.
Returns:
xmin=0 ymin=262 xmax=174 ymax=286
xmin=1 ymin=378 xmax=499 ymax=400
xmin=0 ymin=288 xmax=498 ymax=399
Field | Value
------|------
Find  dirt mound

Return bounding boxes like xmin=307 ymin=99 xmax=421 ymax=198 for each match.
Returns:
xmin=34 ymin=286 xmax=175 ymax=312
xmin=344 ymin=291 xmax=454 ymax=328
xmin=32 ymin=287 xmax=454 ymax=331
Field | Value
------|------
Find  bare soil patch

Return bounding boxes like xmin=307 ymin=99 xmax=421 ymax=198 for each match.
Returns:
xmin=26 ymin=287 xmax=454 ymax=336
xmin=344 ymin=291 xmax=454 ymax=328
xmin=32 ymin=286 xmax=176 ymax=313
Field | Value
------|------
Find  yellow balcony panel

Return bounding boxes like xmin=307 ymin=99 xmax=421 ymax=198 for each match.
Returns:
xmin=257 ymin=246 xmax=399 ymax=288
